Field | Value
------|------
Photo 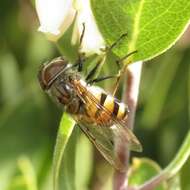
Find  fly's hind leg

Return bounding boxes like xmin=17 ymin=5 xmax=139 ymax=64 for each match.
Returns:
xmin=112 ymin=50 xmax=138 ymax=96
xmin=85 ymin=54 xmax=120 ymax=86
xmin=85 ymin=59 xmax=101 ymax=81
xmin=97 ymin=32 xmax=131 ymax=95
xmin=100 ymin=32 xmax=128 ymax=53
xmin=86 ymin=32 xmax=129 ymax=82
xmin=85 ymin=53 xmax=108 ymax=83
xmin=85 ymin=34 xmax=128 ymax=84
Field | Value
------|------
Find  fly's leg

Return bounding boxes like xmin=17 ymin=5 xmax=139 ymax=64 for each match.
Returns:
xmin=77 ymin=23 xmax=106 ymax=77
xmin=112 ymin=64 xmax=127 ymax=96
xmin=85 ymin=52 xmax=107 ymax=82
xmin=87 ymin=32 xmax=129 ymax=90
xmin=79 ymin=23 xmax=85 ymax=46
xmin=77 ymin=52 xmax=85 ymax=72
xmin=85 ymin=60 xmax=101 ymax=81
xmin=106 ymin=32 xmax=136 ymax=95
xmin=112 ymin=50 xmax=138 ymax=96
xmin=100 ymin=32 xmax=128 ymax=53
xmin=86 ymin=32 xmax=128 ymax=80
xmin=82 ymin=30 xmax=133 ymax=86
xmin=87 ymin=75 xmax=117 ymax=85
xmin=86 ymin=33 xmax=130 ymax=86
xmin=76 ymin=23 xmax=86 ymax=72
xmin=109 ymin=33 xmax=128 ymax=51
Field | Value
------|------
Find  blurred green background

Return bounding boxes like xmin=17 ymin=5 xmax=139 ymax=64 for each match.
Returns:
xmin=0 ymin=1 xmax=189 ymax=190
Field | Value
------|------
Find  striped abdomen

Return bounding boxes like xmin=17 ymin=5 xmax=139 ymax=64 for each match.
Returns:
xmin=85 ymin=85 xmax=129 ymax=125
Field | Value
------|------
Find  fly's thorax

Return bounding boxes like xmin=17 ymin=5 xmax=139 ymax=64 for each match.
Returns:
xmin=48 ymin=72 xmax=80 ymax=107
xmin=49 ymin=80 xmax=71 ymax=104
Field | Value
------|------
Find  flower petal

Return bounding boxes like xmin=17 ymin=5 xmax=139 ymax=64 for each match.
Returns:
xmin=76 ymin=0 xmax=105 ymax=54
xmin=36 ymin=0 xmax=75 ymax=41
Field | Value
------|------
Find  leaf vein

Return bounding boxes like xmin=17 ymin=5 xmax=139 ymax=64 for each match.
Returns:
xmin=128 ymin=0 xmax=145 ymax=52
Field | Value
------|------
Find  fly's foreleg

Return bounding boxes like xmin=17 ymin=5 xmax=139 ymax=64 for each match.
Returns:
xmin=76 ymin=23 xmax=86 ymax=72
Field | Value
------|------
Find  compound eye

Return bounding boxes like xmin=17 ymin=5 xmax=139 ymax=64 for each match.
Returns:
xmin=38 ymin=57 xmax=68 ymax=90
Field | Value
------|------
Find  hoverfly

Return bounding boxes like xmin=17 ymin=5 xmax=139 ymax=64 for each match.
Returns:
xmin=38 ymin=54 xmax=142 ymax=171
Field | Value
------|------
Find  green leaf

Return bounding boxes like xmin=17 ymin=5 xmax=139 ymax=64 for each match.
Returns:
xmin=6 ymin=156 xmax=38 ymax=190
xmin=75 ymin=134 xmax=93 ymax=190
xmin=91 ymin=0 xmax=190 ymax=62
xmin=57 ymin=127 xmax=78 ymax=190
xmin=136 ymin=130 xmax=190 ymax=190
xmin=128 ymin=157 xmax=167 ymax=190
xmin=0 ymin=161 xmax=15 ymax=190
xmin=53 ymin=113 xmax=75 ymax=190
xmin=17 ymin=156 xmax=38 ymax=190
xmin=0 ymin=52 xmax=22 ymax=106
xmin=163 ymin=130 xmax=190 ymax=178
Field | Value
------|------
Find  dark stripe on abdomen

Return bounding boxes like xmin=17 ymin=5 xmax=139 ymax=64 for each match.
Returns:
xmin=100 ymin=93 xmax=107 ymax=106
xmin=113 ymin=101 xmax=119 ymax=117
xmin=95 ymin=93 xmax=107 ymax=118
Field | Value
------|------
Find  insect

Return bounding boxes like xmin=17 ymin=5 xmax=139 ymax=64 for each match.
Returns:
xmin=38 ymin=54 xmax=142 ymax=171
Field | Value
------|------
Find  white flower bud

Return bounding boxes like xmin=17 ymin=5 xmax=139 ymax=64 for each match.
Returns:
xmin=35 ymin=0 xmax=105 ymax=52
xmin=75 ymin=0 xmax=105 ymax=54
xmin=35 ymin=0 xmax=75 ymax=41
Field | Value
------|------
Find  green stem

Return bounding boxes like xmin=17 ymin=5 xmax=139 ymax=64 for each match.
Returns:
xmin=164 ymin=130 xmax=190 ymax=177
xmin=113 ymin=61 xmax=143 ymax=190
xmin=138 ymin=130 xmax=190 ymax=190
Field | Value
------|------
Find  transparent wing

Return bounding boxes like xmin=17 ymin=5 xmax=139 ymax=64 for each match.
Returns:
xmin=75 ymin=119 xmax=126 ymax=171
xmin=72 ymin=81 xmax=142 ymax=171
xmin=74 ymin=80 xmax=142 ymax=152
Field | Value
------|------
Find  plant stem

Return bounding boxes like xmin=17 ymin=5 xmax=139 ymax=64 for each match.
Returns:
xmin=113 ymin=59 xmax=190 ymax=190
xmin=125 ymin=62 xmax=143 ymax=131
xmin=113 ymin=61 xmax=143 ymax=190
xmin=137 ymin=130 xmax=190 ymax=190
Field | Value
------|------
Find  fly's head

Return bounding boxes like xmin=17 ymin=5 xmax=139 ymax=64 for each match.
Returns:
xmin=38 ymin=56 xmax=81 ymax=109
xmin=38 ymin=56 xmax=70 ymax=91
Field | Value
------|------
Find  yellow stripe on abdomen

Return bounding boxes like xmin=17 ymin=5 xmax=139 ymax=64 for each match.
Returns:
xmin=86 ymin=86 xmax=102 ymax=117
xmin=103 ymin=95 xmax=115 ymax=114
xmin=117 ymin=102 xmax=128 ymax=120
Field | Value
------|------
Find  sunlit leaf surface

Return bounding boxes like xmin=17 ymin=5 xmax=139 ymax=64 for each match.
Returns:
xmin=128 ymin=157 xmax=167 ymax=190
xmin=91 ymin=0 xmax=190 ymax=62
